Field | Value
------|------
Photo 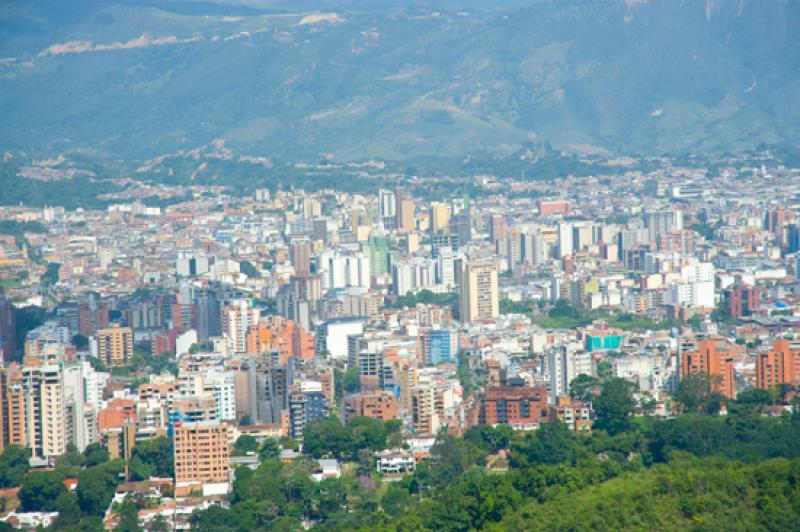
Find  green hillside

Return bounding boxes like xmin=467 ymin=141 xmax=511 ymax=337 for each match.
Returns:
xmin=1 ymin=0 xmax=798 ymax=162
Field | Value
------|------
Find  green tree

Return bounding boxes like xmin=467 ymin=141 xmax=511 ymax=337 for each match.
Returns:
xmin=0 ymin=444 xmax=30 ymax=487
xmin=72 ymin=334 xmax=90 ymax=350
xmin=593 ymin=378 xmax=637 ymax=435
xmin=674 ymin=372 xmax=724 ymax=414
xmin=129 ymin=436 xmax=173 ymax=480
xmin=464 ymin=424 xmax=514 ymax=453
xmin=77 ymin=461 xmax=125 ymax=516
xmin=83 ymin=442 xmax=110 ymax=467
xmin=349 ymin=417 xmax=388 ymax=452
xmin=239 ymin=260 xmax=260 ymax=278
xmin=233 ymin=435 xmax=259 ymax=456
xmin=569 ymin=374 xmax=601 ymax=402
xmin=259 ymin=438 xmax=281 ymax=460
xmin=303 ymin=418 xmax=353 ymax=459
xmin=54 ymin=491 xmax=81 ymax=527
xmin=115 ymin=495 xmax=142 ymax=532
xmin=344 ymin=367 xmax=360 ymax=393
xmin=510 ymin=421 xmax=582 ymax=467
xmin=381 ymin=484 xmax=412 ymax=517
xmin=19 ymin=471 xmax=66 ymax=511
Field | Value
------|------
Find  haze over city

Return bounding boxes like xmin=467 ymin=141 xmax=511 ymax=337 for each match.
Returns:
xmin=0 ymin=1 xmax=799 ymax=530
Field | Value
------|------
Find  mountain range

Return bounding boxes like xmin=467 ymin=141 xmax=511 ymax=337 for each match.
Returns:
xmin=1 ymin=0 xmax=799 ymax=163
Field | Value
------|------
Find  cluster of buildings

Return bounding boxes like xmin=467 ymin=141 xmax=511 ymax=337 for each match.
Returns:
xmin=0 ymin=158 xmax=800 ymax=525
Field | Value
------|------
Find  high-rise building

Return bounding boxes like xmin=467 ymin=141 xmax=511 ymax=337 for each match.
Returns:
xmin=223 ymin=300 xmax=260 ymax=354
xmin=22 ymin=364 xmax=66 ymax=459
xmin=756 ymin=340 xmax=800 ymax=389
xmin=78 ymin=301 xmax=110 ymax=337
xmin=0 ymin=364 xmax=26 ymax=450
xmin=489 ymin=214 xmax=507 ymax=245
xmin=681 ymin=339 xmax=735 ymax=399
xmin=644 ymin=209 xmax=683 ymax=242
xmin=410 ymin=387 xmax=439 ymax=435
xmin=419 ymin=329 xmax=455 ymax=366
xmin=0 ymin=288 xmax=16 ymax=363
xmin=288 ymin=384 xmax=328 ymax=440
xmin=378 ymin=189 xmax=396 ymax=227
xmin=173 ymin=421 xmax=230 ymax=495
xmin=451 ymin=209 xmax=473 ymax=246
xmin=290 ymin=240 xmax=312 ymax=276
xmin=95 ymin=324 xmax=134 ymax=367
xmin=459 ymin=261 xmax=499 ymax=322
xmin=430 ymin=202 xmax=451 ymax=234
xmin=557 ymin=222 xmax=573 ymax=258
xmin=724 ymin=284 xmax=760 ymax=318
xmin=548 ymin=345 xmax=593 ymax=404
xmin=395 ymin=188 xmax=415 ymax=233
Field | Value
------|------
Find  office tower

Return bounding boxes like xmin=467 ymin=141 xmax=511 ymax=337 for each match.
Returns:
xmin=644 ymin=209 xmax=683 ymax=242
xmin=419 ymin=329 xmax=455 ymax=366
xmin=436 ymin=247 xmax=455 ymax=289
xmin=489 ymin=214 xmax=507 ymax=245
xmin=395 ymin=187 xmax=414 ymax=233
xmin=723 ymin=284 xmax=760 ymax=318
xmin=95 ymin=324 xmax=134 ymax=367
xmin=78 ymin=301 xmax=110 ymax=337
xmin=547 ymin=345 xmax=593 ymax=404
xmin=451 ymin=209 xmax=473 ymax=247
xmin=392 ymin=259 xmax=414 ymax=297
xmin=756 ymin=340 xmax=800 ymax=389
xmin=367 ymin=233 xmax=391 ymax=275
xmin=459 ymin=261 xmax=499 ymax=322
xmin=291 ymin=240 xmax=312 ymax=275
xmin=557 ymin=222 xmax=573 ymax=257
xmin=173 ymin=421 xmax=230 ymax=494
xmin=223 ymin=300 xmax=260 ymax=354
xmin=195 ymin=288 xmax=222 ymax=340
xmin=763 ymin=207 xmax=796 ymax=235
xmin=378 ymin=188 xmax=396 ymax=224
xmin=681 ymin=339 xmax=735 ymax=399
xmin=521 ymin=231 xmax=546 ymax=266
xmin=616 ymin=228 xmax=649 ymax=261
xmin=22 ymin=364 xmax=66 ymax=459
xmin=506 ymin=228 xmax=521 ymax=266
xmin=430 ymin=202 xmax=451 ymax=234
xmin=0 ymin=288 xmax=16 ymax=363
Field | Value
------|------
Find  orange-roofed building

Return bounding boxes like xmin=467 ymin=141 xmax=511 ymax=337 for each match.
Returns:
xmin=99 ymin=408 xmax=135 ymax=432
xmin=681 ymin=338 xmax=736 ymax=399
xmin=245 ymin=316 xmax=314 ymax=361
xmin=756 ymin=339 xmax=800 ymax=389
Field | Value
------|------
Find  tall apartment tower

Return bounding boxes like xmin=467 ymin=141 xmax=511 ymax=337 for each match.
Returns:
xmin=0 ymin=288 xmax=16 ymax=363
xmin=223 ymin=300 xmax=260 ymax=354
xmin=681 ymin=339 xmax=735 ymax=399
xmin=756 ymin=339 xmax=800 ymax=389
xmin=395 ymin=187 xmax=415 ymax=233
xmin=459 ymin=261 xmax=499 ymax=322
xmin=22 ymin=364 xmax=66 ymax=459
xmin=173 ymin=421 xmax=230 ymax=495
xmin=95 ymin=324 xmax=134 ymax=367
xmin=291 ymin=240 xmax=312 ymax=276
